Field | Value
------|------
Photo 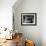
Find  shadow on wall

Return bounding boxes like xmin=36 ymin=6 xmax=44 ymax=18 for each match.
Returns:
xmin=12 ymin=0 xmax=24 ymax=10
xmin=12 ymin=0 xmax=24 ymax=33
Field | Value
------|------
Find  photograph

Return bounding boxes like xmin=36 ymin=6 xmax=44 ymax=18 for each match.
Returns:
xmin=21 ymin=13 xmax=37 ymax=25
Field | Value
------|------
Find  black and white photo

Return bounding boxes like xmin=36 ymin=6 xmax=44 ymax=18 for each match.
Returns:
xmin=21 ymin=13 xmax=37 ymax=25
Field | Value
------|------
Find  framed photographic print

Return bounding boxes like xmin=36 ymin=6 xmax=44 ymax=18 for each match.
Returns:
xmin=21 ymin=13 xmax=37 ymax=26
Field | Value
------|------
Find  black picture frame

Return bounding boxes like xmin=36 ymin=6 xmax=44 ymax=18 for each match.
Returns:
xmin=21 ymin=13 xmax=37 ymax=26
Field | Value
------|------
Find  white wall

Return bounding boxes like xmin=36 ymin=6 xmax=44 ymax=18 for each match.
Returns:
xmin=41 ymin=0 xmax=46 ymax=46
xmin=0 ymin=0 xmax=16 ymax=30
xmin=13 ymin=0 xmax=46 ymax=46
xmin=13 ymin=0 xmax=41 ymax=46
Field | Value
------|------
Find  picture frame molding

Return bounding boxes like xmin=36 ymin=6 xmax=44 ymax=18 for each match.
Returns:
xmin=21 ymin=13 xmax=37 ymax=26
